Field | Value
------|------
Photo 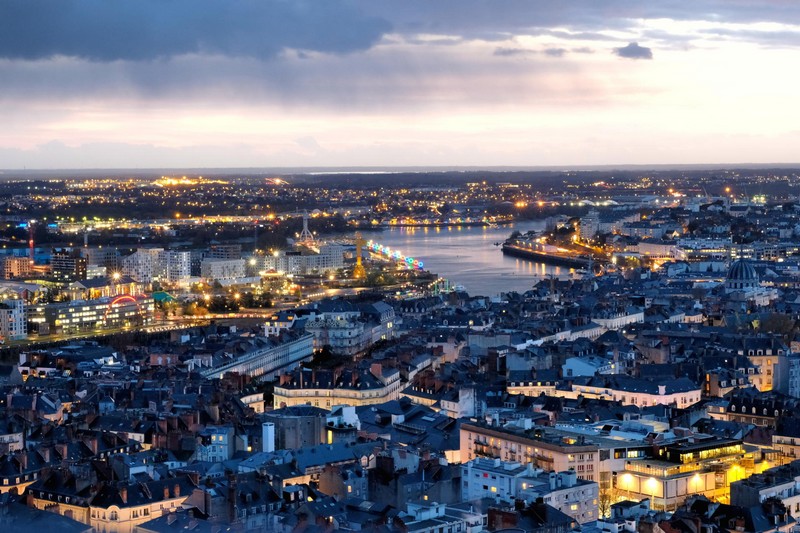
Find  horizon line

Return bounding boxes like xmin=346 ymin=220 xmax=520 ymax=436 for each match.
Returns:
xmin=2 ymin=162 xmax=800 ymax=176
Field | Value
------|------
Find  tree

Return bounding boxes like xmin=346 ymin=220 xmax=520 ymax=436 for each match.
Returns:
xmin=157 ymin=299 xmax=179 ymax=318
xmin=597 ymin=485 xmax=618 ymax=519
xmin=184 ymin=301 xmax=208 ymax=316
xmin=690 ymin=287 xmax=708 ymax=301
xmin=758 ymin=313 xmax=797 ymax=342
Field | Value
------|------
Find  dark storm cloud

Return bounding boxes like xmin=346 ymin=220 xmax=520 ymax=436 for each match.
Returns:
xmin=0 ymin=0 xmax=391 ymax=61
xmin=358 ymin=1 xmax=800 ymax=48
xmin=614 ymin=42 xmax=653 ymax=59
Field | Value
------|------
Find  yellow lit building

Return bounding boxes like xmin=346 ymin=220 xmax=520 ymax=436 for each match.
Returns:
xmin=614 ymin=437 xmax=757 ymax=511
xmin=273 ymin=365 xmax=402 ymax=409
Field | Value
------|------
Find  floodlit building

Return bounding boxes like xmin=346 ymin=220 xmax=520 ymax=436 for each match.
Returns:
xmin=615 ymin=436 xmax=755 ymax=512
xmin=273 ymin=364 xmax=404 ymax=408
xmin=0 ymin=256 xmax=32 ymax=280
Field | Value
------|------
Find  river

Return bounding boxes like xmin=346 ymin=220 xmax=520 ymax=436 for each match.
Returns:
xmin=361 ymin=221 xmax=580 ymax=297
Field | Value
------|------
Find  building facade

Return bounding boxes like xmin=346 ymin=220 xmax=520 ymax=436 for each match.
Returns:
xmin=0 ymin=297 xmax=26 ymax=341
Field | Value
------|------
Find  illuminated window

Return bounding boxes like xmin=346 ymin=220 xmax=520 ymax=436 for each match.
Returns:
xmin=490 ymin=487 xmax=497 ymax=493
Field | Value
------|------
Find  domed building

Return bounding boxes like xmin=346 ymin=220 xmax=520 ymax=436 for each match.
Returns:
xmin=725 ymin=258 xmax=760 ymax=293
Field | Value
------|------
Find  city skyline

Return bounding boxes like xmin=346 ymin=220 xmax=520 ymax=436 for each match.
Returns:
xmin=3 ymin=1 xmax=800 ymax=169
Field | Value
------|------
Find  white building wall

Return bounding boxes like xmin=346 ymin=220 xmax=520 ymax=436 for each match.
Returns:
xmin=201 ymin=258 xmax=246 ymax=280
xmin=0 ymin=298 xmax=26 ymax=340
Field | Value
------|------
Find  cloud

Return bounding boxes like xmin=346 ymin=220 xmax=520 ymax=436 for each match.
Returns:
xmin=493 ymin=47 xmax=536 ymax=57
xmin=0 ymin=0 xmax=391 ymax=61
xmin=357 ymin=1 xmax=800 ymax=45
xmin=543 ymin=48 xmax=567 ymax=58
xmin=614 ymin=42 xmax=653 ymax=59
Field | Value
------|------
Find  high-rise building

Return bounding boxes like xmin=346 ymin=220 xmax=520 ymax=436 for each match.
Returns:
xmin=51 ymin=248 xmax=87 ymax=282
xmin=120 ymin=248 xmax=163 ymax=284
xmin=580 ymin=210 xmax=600 ymax=241
xmin=0 ymin=297 xmax=26 ymax=341
xmin=80 ymin=246 xmax=120 ymax=271
xmin=120 ymin=248 xmax=192 ymax=285
xmin=159 ymin=250 xmax=191 ymax=283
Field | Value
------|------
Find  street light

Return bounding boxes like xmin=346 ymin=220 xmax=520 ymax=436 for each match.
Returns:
xmin=646 ymin=477 xmax=658 ymax=510
xmin=691 ymin=473 xmax=702 ymax=495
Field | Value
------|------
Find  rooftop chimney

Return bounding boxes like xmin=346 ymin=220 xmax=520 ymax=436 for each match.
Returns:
xmin=87 ymin=437 xmax=99 ymax=455
xmin=55 ymin=443 xmax=68 ymax=460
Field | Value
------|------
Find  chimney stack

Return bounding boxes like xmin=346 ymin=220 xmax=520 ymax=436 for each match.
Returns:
xmin=120 ymin=487 xmax=128 ymax=504
xmin=55 ymin=443 xmax=68 ymax=461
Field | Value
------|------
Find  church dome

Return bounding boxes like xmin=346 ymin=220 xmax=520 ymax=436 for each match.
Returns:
xmin=725 ymin=258 xmax=759 ymax=292
xmin=727 ymin=259 xmax=758 ymax=282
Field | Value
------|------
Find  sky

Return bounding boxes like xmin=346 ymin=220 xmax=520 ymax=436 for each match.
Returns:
xmin=2 ymin=1 xmax=800 ymax=169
